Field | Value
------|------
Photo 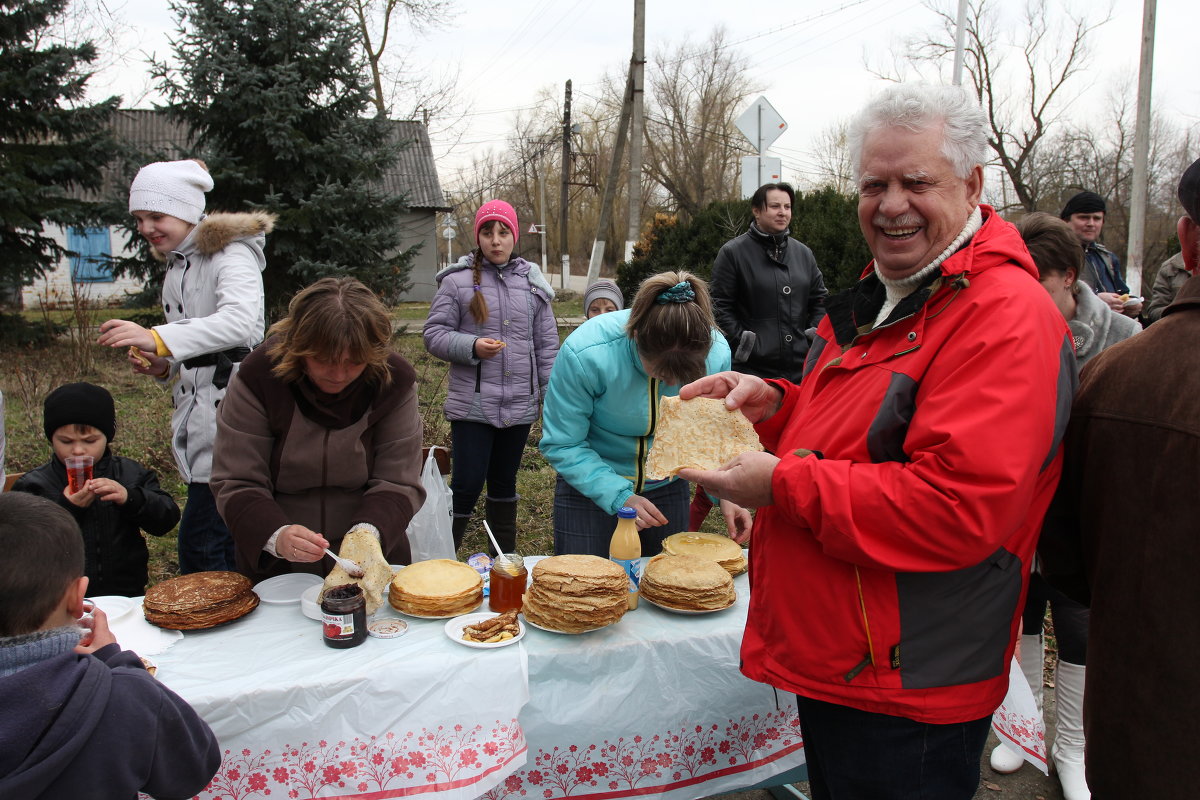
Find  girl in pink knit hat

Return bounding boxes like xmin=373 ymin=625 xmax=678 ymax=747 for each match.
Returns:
xmin=423 ymin=200 xmax=560 ymax=555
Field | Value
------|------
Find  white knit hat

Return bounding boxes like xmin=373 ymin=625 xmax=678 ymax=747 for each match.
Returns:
xmin=128 ymin=160 xmax=213 ymax=224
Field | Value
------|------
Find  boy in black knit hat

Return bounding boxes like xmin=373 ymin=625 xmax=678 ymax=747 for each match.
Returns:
xmin=12 ymin=383 xmax=180 ymax=596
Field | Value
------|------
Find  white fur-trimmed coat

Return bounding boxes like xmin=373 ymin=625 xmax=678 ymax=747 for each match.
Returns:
xmin=154 ymin=211 xmax=274 ymax=482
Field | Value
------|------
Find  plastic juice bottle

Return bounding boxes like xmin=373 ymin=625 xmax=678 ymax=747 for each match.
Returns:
xmin=609 ymin=506 xmax=641 ymax=609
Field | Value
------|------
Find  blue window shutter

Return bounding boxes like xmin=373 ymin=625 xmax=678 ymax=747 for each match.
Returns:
xmin=67 ymin=227 xmax=114 ymax=282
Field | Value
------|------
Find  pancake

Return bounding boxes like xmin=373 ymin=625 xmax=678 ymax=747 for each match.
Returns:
xmin=143 ymin=571 xmax=259 ymax=629
xmin=389 ymin=559 xmax=483 ymax=616
xmin=320 ymin=527 xmax=394 ymax=615
xmin=639 ymin=554 xmax=736 ymax=611
xmin=521 ymin=555 xmax=627 ymax=633
xmin=645 ymin=396 xmax=763 ymax=479
xmin=662 ymin=531 xmax=747 ymax=576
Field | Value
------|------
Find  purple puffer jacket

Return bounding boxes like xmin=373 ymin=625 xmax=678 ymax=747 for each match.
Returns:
xmin=423 ymin=254 xmax=559 ymax=427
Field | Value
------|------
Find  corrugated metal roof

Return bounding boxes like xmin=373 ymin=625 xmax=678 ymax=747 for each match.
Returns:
xmin=107 ymin=110 xmax=448 ymax=210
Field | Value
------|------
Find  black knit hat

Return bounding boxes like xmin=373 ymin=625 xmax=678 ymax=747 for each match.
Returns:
xmin=1179 ymin=157 xmax=1200 ymax=224
xmin=1060 ymin=191 xmax=1106 ymax=220
xmin=43 ymin=382 xmax=116 ymax=443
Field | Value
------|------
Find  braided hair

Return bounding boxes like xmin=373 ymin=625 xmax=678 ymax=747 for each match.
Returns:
xmin=469 ymin=247 xmax=489 ymax=324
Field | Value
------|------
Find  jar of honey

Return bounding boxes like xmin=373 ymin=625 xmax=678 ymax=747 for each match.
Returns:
xmin=488 ymin=554 xmax=527 ymax=613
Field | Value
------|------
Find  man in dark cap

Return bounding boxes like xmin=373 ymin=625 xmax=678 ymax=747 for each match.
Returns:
xmin=1060 ymin=190 xmax=1141 ymax=317
xmin=1040 ymin=156 xmax=1200 ymax=798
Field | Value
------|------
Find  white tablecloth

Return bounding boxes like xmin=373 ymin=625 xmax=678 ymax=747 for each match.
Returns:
xmin=150 ymin=561 xmax=804 ymax=800
xmin=154 ymin=601 xmax=530 ymax=800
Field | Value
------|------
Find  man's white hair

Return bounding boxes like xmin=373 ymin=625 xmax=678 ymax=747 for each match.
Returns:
xmin=847 ymin=84 xmax=989 ymax=182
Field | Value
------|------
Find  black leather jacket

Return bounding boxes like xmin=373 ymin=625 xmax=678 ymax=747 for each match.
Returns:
xmin=710 ymin=224 xmax=828 ymax=381
xmin=12 ymin=453 xmax=180 ymax=596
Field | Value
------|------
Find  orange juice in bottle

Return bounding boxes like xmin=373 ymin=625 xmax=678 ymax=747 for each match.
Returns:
xmin=609 ymin=506 xmax=641 ymax=609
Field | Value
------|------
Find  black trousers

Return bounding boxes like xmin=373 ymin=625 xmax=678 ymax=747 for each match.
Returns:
xmin=796 ymin=695 xmax=991 ymax=800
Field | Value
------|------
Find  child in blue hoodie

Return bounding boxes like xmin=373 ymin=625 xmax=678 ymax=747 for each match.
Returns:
xmin=0 ymin=492 xmax=218 ymax=800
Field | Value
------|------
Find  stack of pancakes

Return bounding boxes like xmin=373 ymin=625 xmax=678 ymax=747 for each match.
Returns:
xmin=663 ymin=531 xmax=747 ymax=576
xmin=389 ymin=559 xmax=482 ymax=617
xmin=521 ymin=554 xmax=627 ymax=633
xmin=143 ymin=571 xmax=259 ymax=630
xmin=639 ymin=554 xmax=736 ymax=611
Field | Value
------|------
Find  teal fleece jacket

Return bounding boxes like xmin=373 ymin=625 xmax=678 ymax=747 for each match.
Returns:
xmin=539 ymin=309 xmax=730 ymax=514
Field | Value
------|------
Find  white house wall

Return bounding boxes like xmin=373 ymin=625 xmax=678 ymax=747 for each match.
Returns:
xmin=22 ymin=224 xmax=143 ymax=310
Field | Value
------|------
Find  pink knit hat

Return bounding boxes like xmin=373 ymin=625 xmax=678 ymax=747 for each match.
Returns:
xmin=474 ymin=200 xmax=519 ymax=245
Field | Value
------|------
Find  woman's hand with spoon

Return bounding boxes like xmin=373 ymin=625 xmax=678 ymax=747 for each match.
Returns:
xmin=277 ymin=524 xmax=329 ymax=563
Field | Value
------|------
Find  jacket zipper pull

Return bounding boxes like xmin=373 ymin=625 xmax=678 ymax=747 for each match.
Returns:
xmin=844 ymin=654 xmax=871 ymax=682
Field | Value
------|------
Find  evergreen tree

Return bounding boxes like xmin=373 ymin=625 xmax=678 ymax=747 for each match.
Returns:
xmin=618 ymin=189 xmax=871 ymax=299
xmin=154 ymin=0 xmax=415 ymax=310
xmin=0 ymin=0 xmax=120 ymax=290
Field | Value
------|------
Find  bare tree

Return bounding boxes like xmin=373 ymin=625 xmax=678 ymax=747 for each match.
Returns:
xmin=810 ymin=119 xmax=857 ymax=195
xmin=874 ymin=0 xmax=1111 ymax=213
xmin=642 ymin=28 xmax=759 ymax=219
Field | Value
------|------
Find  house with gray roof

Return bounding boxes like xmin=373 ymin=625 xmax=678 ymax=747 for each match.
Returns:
xmin=26 ymin=109 xmax=450 ymax=308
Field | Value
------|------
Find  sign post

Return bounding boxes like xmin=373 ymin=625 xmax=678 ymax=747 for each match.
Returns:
xmin=442 ymin=214 xmax=457 ymax=267
xmin=735 ymin=96 xmax=788 ymax=198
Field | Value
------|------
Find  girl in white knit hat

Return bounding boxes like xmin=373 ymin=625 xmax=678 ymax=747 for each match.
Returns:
xmin=98 ymin=159 xmax=276 ymax=575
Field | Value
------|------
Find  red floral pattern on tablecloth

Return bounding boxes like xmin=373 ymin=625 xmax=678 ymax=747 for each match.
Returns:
xmin=154 ymin=719 xmax=525 ymax=800
xmin=479 ymin=708 xmax=802 ymax=799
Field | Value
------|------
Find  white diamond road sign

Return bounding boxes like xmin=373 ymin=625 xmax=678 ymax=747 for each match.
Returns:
xmin=735 ymin=96 xmax=787 ymax=153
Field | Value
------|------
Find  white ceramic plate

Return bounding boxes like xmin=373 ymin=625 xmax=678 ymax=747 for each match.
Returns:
xmin=520 ymin=614 xmax=611 ymax=635
xmin=87 ymin=595 xmax=139 ymax=623
xmin=640 ymin=592 xmax=737 ymax=615
xmin=392 ymin=601 xmax=482 ymax=620
xmin=256 ymin=573 xmax=324 ymax=604
xmin=445 ymin=611 xmax=526 ymax=649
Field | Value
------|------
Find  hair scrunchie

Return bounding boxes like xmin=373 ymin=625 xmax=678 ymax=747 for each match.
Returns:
xmin=655 ymin=281 xmax=696 ymax=304
xmin=473 ymin=284 xmax=481 ymax=292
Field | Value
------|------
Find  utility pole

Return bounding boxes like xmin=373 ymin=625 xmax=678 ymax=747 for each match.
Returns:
xmin=587 ymin=72 xmax=634 ymax=281
xmin=1126 ymin=0 xmax=1157 ymax=297
xmin=951 ymin=0 xmax=968 ymax=86
xmin=623 ymin=0 xmax=645 ymax=263
xmin=560 ymin=80 xmax=573 ymax=290
xmin=538 ymin=169 xmax=550 ymax=281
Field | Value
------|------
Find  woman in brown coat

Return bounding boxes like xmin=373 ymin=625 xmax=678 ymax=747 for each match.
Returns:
xmin=211 ymin=278 xmax=425 ymax=582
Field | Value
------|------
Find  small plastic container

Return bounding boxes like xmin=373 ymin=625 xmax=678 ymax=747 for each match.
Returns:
xmin=467 ymin=552 xmax=493 ymax=597
xmin=321 ymin=584 xmax=367 ymax=649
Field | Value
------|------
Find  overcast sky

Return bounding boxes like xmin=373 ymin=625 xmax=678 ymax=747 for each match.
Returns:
xmin=89 ymin=0 xmax=1200 ymax=197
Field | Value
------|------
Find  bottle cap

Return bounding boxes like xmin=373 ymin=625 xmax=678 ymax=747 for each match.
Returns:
xmin=618 ymin=506 xmax=637 ymax=519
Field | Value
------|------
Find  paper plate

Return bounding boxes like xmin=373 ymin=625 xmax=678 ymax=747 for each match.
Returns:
xmin=87 ymin=595 xmax=139 ymax=623
xmin=445 ymin=612 xmax=525 ymax=649
xmin=640 ymin=593 xmax=736 ymax=615
xmin=256 ymin=573 xmax=324 ymax=604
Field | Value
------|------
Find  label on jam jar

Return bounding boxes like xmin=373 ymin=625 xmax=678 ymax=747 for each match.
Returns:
xmin=322 ymin=611 xmax=357 ymax=643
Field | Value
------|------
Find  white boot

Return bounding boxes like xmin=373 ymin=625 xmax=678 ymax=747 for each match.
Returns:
xmin=1051 ymin=660 xmax=1091 ymax=800
xmin=990 ymin=633 xmax=1044 ymax=773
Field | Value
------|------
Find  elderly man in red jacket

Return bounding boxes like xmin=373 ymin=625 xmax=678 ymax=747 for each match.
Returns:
xmin=680 ymin=84 xmax=1076 ymax=800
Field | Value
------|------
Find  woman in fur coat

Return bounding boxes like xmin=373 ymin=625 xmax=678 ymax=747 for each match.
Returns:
xmin=98 ymin=159 xmax=275 ymax=575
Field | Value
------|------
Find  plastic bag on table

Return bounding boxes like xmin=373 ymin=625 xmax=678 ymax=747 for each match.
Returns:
xmin=406 ymin=446 xmax=456 ymax=562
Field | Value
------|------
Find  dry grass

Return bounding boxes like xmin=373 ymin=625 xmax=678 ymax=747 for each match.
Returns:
xmin=2 ymin=297 xmax=725 ymax=586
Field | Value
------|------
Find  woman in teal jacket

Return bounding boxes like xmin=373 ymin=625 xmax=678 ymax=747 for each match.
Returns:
xmin=540 ymin=271 xmax=751 ymax=556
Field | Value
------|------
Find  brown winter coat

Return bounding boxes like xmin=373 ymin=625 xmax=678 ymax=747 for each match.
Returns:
xmin=1040 ymin=273 xmax=1200 ymax=800
xmin=211 ymin=341 xmax=425 ymax=582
